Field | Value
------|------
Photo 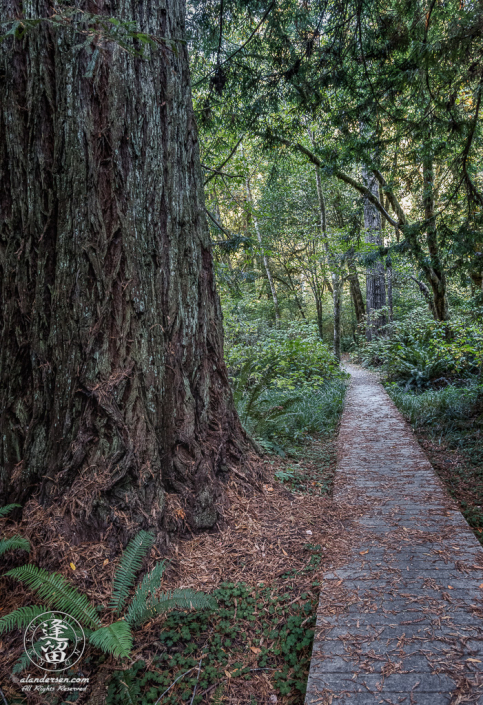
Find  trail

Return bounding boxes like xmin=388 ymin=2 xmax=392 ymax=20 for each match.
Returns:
xmin=305 ymin=364 xmax=483 ymax=704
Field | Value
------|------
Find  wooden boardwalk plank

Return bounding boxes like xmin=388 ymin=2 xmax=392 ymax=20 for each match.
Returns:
xmin=305 ymin=365 xmax=483 ymax=704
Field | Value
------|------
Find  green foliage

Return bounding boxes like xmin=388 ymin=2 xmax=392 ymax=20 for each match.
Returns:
xmin=359 ymin=308 xmax=483 ymax=389
xmin=227 ymin=321 xmax=343 ymax=391
xmin=89 ymin=621 xmax=133 ymax=659
xmin=5 ymin=565 xmax=101 ymax=629
xmin=236 ymin=379 xmax=346 ymax=453
xmin=0 ymin=535 xmax=30 ymax=556
xmin=0 ymin=605 xmax=48 ymax=634
xmin=126 ymin=585 xmax=217 ymax=630
xmin=110 ymin=530 xmax=155 ymax=613
xmin=105 ymin=581 xmax=318 ymax=705
xmin=3 ymin=531 xmax=217 ymax=666
xmin=387 ymin=383 xmax=482 ymax=430
xmin=0 ymin=504 xmax=21 ymax=518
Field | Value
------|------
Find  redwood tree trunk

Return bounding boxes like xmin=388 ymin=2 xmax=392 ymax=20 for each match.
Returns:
xmin=0 ymin=0 xmax=251 ymax=543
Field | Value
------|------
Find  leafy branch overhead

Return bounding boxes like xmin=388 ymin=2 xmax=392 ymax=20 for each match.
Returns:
xmin=0 ymin=8 xmax=185 ymax=63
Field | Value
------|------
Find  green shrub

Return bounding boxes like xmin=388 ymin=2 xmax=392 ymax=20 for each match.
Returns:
xmin=226 ymin=321 xmax=343 ymax=391
xmin=235 ymin=379 xmax=347 ymax=452
xmin=358 ymin=307 xmax=483 ymax=388
xmin=387 ymin=382 xmax=482 ymax=429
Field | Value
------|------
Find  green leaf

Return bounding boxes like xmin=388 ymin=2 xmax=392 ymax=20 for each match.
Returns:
xmin=126 ymin=587 xmax=217 ymax=628
xmin=0 ymin=535 xmax=31 ymax=556
xmin=110 ymin=530 xmax=155 ymax=613
xmin=89 ymin=620 xmax=133 ymax=658
xmin=6 ymin=565 xmax=101 ymax=629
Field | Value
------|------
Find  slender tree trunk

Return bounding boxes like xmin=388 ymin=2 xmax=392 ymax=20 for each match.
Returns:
xmin=245 ymin=179 xmax=280 ymax=323
xmin=386 ymin=256 xmax=393 ymax=323
xmin=0 ymin=0 xmax=253 ymax=544
xmin=362 ymin=168 xmax=387 ymax=341
xmin=314 ymin=165 xmax=340 ymax=360
xmin=282 ymin=264 xmax=305 ymax=318
xmin=314 ymin=289 xmax=324 ymax=340
xmin=422 ymin=150 xmax=449 ymax=321
xmin=346 ymin=248 xmax=366 ymax=325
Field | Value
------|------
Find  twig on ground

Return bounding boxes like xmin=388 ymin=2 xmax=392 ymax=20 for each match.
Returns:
xmin=154 ymin=667 xmax=196 ymax=705
xmin=189 ymin=656 xmax=204 ymax=705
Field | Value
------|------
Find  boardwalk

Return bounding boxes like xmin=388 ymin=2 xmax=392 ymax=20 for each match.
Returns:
xmin=305 ymin=365 xmax=483 ymax=704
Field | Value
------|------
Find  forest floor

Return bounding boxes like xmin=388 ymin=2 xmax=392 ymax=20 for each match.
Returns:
xmin=1 ymin=429 xmax=353 ymax=705
xmin=414 ymin=426 xmax=483 ymax=546
xmin=305 ymin=364 xmax=483 ymax=704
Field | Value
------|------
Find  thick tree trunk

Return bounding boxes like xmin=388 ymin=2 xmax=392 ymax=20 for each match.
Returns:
xmin=362 ymin=168 xmax=387 ymax=341
xmin=0 ymin=0 xmax=253 ymax=544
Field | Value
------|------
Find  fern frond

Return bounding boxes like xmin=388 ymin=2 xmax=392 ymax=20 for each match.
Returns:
xmin=126 ymin=588 xmax=217 ymax=628
xmin=124 ymin=561 xmax=166 ymax=627
xmin=0 ymin=605 xmax=48 ymax=634
xmin=89 ymin=620 xmax=133 ymax=658
xmin=0 ymin=504 xmax=21 ymax=518
xmin=12 ymin=641 xmax=44 ymax=674
xmin=0 ymin=535 xmax=31 ymax=556
xmin=114 ymin=673 xmax=140 ymax=705
xmin=110 ymin=530 xmax=155 ymax=613
xmin=6 ymin=565 xmax=101 ymax=629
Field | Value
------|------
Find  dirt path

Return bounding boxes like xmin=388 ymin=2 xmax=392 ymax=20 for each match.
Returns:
xmin=305 ymin=364 xmax=483 ymax=704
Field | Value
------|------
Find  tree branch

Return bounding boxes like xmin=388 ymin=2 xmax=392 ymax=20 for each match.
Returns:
xmin=410 ymin=276 xmax=437 ymax=318
xmin=204 ymin=137 xmax=243 ymax=185
xmin=372 ymin=169 xmax=408 ymax=225
xmin=264 ymin=134 xmax=402 ymax=230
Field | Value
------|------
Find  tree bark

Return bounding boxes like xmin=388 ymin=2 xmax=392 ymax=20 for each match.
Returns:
xmin=0 ymin=0 xmax=253 ymax=544
xmin=362 ymin=168 xmax=387 ymax=341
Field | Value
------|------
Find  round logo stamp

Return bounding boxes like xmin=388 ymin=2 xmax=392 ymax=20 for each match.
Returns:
xmin=24 ymin=611 xmax=85 ymax=672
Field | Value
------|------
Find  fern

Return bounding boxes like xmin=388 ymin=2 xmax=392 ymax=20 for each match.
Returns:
xmin=12 ymin=641 xmax=44 ymax=674
xmin=0 ymin=504 xmax=21 ymax=518
xmin=0 ymin=535 xmax=31 ymax=556
xmin=0 ymin=605 xmax=48 ymax=634
xmin=89 ymin=620 xmax=133 ymax=658
xmin=107 ymin=672 xmax=141 ymax=705
xmin=126 ymin=588 xmax=217 ymax=628
xmin=110 ymin=530 xmax=155 ymax=613
xmin=124 ymin=561 xmax=166 ymax=627
xmin=6 ymin=565 xmax=101 ymax=629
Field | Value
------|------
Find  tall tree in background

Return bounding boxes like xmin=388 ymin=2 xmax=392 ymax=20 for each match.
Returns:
xmin=0 ymin=0 xmax=252 ymax=544
xmin=362 ymin=168 xmax=387 ymax=340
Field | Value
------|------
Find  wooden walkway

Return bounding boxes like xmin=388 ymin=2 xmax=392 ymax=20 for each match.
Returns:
xmin=305 ymin=365 xmax=483 ymax=704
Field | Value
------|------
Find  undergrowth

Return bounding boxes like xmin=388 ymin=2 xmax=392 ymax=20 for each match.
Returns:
xmin=236 ymin=378 xmax=347 ymax=456
xmin=105 ymin=579 xmax=319 ymax=705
